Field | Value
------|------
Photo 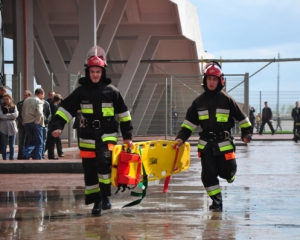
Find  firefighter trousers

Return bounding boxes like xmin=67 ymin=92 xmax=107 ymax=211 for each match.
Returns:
xmin=200 ymin=147 xmax=237 ymax=194
xmin=82 ymin=144 xmax=112 ymax=205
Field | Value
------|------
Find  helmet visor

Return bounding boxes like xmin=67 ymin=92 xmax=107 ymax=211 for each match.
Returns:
xmin=86 ymin=46 xmax=107 ymax=62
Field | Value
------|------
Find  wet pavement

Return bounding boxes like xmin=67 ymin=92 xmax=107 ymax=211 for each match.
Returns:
xmin=1 ymin=135 xmax=300 ymax=239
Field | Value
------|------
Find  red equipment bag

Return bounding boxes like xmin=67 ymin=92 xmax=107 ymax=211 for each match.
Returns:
xmin=116 ymin=150 xmax=142 ymax=187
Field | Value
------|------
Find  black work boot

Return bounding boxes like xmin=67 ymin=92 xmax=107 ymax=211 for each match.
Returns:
xmin=91 ymin=201 xmax=102 ymax=215
xmin=209 ymin=193 xmax=223 ymax=212
xmin=101 ymin=195 xmax=112 ymax=210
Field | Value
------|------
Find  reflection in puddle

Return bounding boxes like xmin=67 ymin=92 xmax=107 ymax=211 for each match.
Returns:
xmin=1 ymin=141 xmax=300 ymax=239
xmin=0 ymin=184 xmax=231 ymax=239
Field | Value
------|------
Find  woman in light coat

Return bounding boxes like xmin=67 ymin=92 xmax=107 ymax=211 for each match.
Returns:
xmin=0 ymin=93 xmax=19 ymax=160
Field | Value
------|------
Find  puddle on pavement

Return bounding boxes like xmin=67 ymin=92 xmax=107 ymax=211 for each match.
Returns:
xmin=1 ymin=183 xmax=299 ymax=239
xmin=1 ymin=142 xmax=300 ymax=239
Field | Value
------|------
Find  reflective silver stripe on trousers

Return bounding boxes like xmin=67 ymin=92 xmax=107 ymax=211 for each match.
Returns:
xmin=205 ymin=184 xmax=220 ymax=191
xmin=85 ymin=184 xmax=99 ymax=190
xmin=98 ymin=173 xmax=111 ymax=179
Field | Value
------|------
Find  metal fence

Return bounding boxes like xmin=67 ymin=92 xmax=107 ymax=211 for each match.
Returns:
xmin=4 ymin=73 xmax=298 ymax=138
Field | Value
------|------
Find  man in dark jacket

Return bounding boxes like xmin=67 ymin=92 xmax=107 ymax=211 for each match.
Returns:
xmin=249 ymin=106 xmax=255 ymax=127
xmin=47 ymin=94 xmax=63 ymax=159
xmin=176 ymin=62 xmax=253 ymax=211
xmin=51 ymin=46 xmax=133 ymax=216
xmin=16 ymin=90 xmax=32 ymax=159
xmin=259 ymin=101 xmax=275 ymax=135
xmin=42 ymin=99 xmax=51 ymax=159
xmin=291 ymin=101 xmax=299 ymax=142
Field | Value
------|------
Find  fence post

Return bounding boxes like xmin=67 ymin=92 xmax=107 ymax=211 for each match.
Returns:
xmin=170 ymin=76 xmax=173 ymax=139
xmin=67 ymin=73 xmax=72 ymax=147
xmin=259 ymin=91 xmax=262 ymax=115
xmin=244 ymin=73 xmax=249 ymax=116
xmin=50 ymin=72 xmax=54 ymax=91
xmin=165 ymin=77 xmax=168 ymax=140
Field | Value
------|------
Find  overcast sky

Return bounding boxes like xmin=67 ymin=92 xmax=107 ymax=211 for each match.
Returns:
xmin=189 ymin=0 xmax=300 ymax=93
xmin=4 ymin=1 xmax=300 ymax=95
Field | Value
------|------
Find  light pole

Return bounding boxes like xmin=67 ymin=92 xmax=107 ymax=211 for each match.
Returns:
xmin=277 ymin=53 xmax=280 ymax=115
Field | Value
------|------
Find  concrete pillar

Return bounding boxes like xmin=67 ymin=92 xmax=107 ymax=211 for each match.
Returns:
xmin=0 ymin=0 xmax=4 ymax=86
xmin=132 ymin=83 xmax=165 ymax=135
xmin=34 ymin=38 xmax=51 ymax=92
xmin=124 ymin=37 xmax=159 ymax=108
xmin=13 ymin=0 xmax=34 ymax=92
xmin=98 ymin=0 xmax=128 ymax=53
xmin=78 ymin=0 xmax=97 ymax=75
xmin=68 ymin=0 xmax=108 ymax=75
xmin=117 ymin=33 xmax=150 ymax=98
xmin=33 ymin=0 xmax=67 ymax=95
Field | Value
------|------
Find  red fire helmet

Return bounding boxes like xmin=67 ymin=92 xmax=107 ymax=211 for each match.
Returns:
xmin=204 ymin=62 xmax=225 ymax=86
xmin=86 ymin=55 xmax=106 ymax=68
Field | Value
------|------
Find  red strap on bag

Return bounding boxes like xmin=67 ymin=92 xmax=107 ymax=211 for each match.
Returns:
xmin=163 ymin=145 xmax=180 ymax=193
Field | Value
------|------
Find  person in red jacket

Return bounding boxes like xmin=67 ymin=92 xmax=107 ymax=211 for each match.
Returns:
xmin=51 ymin=46 xmax=133 ymax=216
xmin=176 ymin=62 xmax=253 ymax=211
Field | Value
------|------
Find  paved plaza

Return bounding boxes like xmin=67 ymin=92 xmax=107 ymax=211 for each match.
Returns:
xmin=0 ymin=135 xmax=299 ymax=239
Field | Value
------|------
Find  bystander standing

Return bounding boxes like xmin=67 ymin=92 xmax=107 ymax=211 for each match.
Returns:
xmin=275 ymin=114 xmax=282 ymax=132
xmin=0 ymin=94 xmax=18 ymax=160
xmin=16 ymin=90 xmax=32 ymax=159
xmin=259 ymin=101 xmax=275 ymax=135
xmin=42 ymin=98 xmax=52 ymax=159
xmin=291 ymin=101 xmax=299 ymax=142
xmin=18 ymin=88 xmax=45 ymax=160
xmin=47 ymin=94 xmax=64 ymax=159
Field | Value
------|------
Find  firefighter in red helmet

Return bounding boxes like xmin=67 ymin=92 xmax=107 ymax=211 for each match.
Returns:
xmin=51 ymin=46 xmax=133 ymax=216
xmin=176 ymin=62 xmax=252 ymax=211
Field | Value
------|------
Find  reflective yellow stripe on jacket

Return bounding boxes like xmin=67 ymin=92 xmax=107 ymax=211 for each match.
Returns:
xmin=102 ymin=103 xmax=114 ymax=117
xmin=198 ymin=139 xmax=208 ymax=150
xmin=216 ymin=108 xmax=229 ymax=122
xmin=218 ymin=140 xmax=234 ymax=152
xmin=81 ymin=104 xmax=93 ymax=114
xmin=239 ymin=117 xmax=252 ymax=128
xmin=181 ymin=120 xmax=198 ymax=132
xmin=102 ymin=133 xmax=118 ymax=143
xmin=118 ymin=111 xmax=131 ymax=122
xmin=198 ymin=110 xmax=209 ymax=120
xmin=56 ymin=107 xmax=73 ymax=123
xmin=79 ymin=138 xmax=96 ymax=149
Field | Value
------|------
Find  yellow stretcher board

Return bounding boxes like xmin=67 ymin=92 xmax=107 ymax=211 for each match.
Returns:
xmin=111 ymin=140 xmax=190 ymax=187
